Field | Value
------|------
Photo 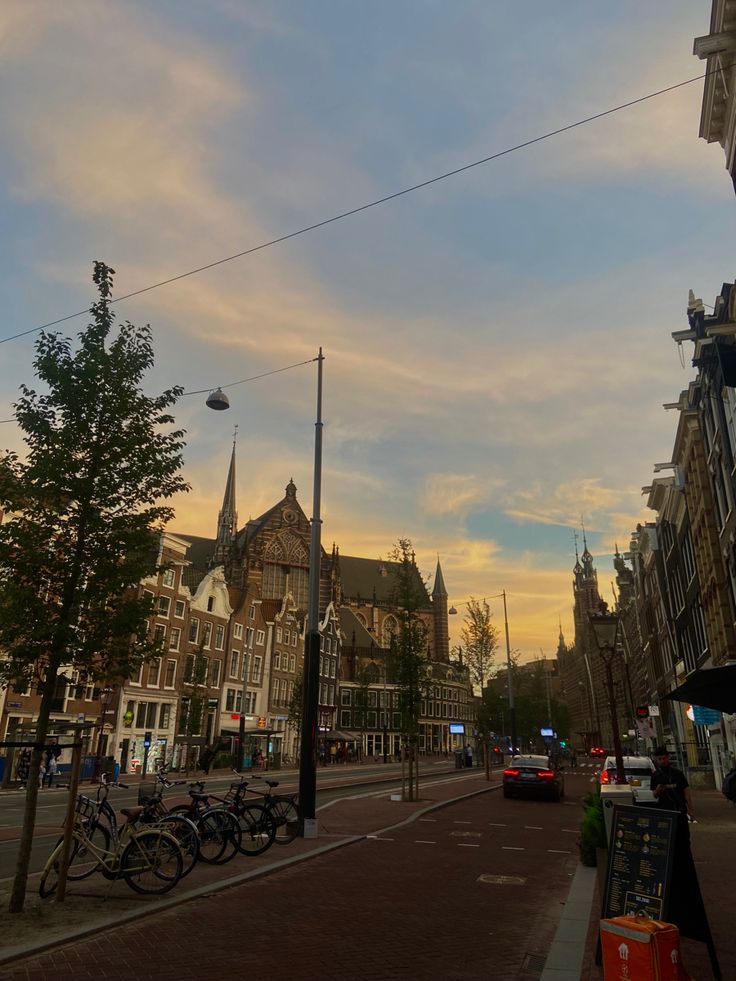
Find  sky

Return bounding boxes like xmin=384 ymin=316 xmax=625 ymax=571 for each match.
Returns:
xmin=0 ymin=1 xmax=733 ymax=664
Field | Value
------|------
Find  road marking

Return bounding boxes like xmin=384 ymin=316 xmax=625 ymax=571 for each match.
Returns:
xmin=524 ymin=826 xmax=543 ymax=830
xmin=547 ymin=849 xmax=571 ymax=854
xmin=502 ymin=846 xmax=525 ymax=851
xmin=418 ymin=818 xmax=437 ymax=822
xmin=367 ymin=835 xmax=394 ymax=841
xmin=453 ymin=820 xmax=472 ymax=824
xmin=457 ymin=843 xmax=480 ymax=848
xmin=489 ymin=822 xmax=507 ymax=827
xmin=562 ymin=829 xmax=578 ymax=833
xmin=415 ymin=840 xmax=437 ymax=844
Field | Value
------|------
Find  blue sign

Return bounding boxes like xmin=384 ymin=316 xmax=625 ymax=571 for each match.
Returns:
xmin=692 ymin=705 xmax=721 ymax=726
xmin=449 ymin=723 xmax=465 ymax=734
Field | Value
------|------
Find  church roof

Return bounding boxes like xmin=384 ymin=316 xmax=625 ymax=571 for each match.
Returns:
xmin=432 ymin=559 xmax=448 ymax=599
xmin=173 ymin=533 xmax=216 ymax=590
xmin=339 ymin=606 xmax=382 ymax=649
xmin=338 ymin=554 xmax=430 ymax=606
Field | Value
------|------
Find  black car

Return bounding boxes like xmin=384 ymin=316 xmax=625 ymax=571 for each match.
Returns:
xmin=502 ymin=755 xmax=564 ymax=802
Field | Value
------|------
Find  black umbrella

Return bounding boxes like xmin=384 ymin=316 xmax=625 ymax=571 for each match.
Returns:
xmin=663 ymin=664 xmax=736 ymax=715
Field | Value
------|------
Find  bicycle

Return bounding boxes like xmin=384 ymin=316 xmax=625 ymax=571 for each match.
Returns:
xmin=168 ymin=781 xmax=242 ymax=864
xmin=211 ymin=778 xmax=277 ymax=857
xmin=39 ymin=783 xmax=184 ymax=898
xmin=249 ymin=777 xmax=299 ymax=845
xmin=135 ymin=773 xmax=201 ymax=878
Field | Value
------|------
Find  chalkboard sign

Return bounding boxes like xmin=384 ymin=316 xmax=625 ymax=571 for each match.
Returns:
xmin=602 ymin=804 xmax=677 ymax=921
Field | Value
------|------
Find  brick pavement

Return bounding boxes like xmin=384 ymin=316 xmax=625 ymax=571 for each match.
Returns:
xmin=581 ymin=784 xmax=736 ymax=981
xmin=2 ymin=771 xmax=585 ymax=981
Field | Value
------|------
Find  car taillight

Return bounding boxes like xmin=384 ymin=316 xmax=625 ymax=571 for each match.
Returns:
xmin=504 ymin=768 xmax=520 ymax=778
xmin=538 ymin=770 xmax=555 ymax=779
xmin=600 ymin=770 xmax=610 ymax=784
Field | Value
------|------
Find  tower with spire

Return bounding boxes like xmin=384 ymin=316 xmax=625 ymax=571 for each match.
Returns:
xmin=213 ymin=432 xmax=238 ymax=567
xmin=432 ymin=557 xmax=449 ymax=662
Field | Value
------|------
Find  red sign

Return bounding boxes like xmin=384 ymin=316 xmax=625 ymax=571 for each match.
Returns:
xmin=230 ymin=713 xmax=240 ymax=720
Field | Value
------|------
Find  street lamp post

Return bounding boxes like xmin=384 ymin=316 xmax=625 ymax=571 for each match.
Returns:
xmin=588 ymin=607 xmax=626 ymax=785
xmin=206 ymin=349 xmax=324 ymax=836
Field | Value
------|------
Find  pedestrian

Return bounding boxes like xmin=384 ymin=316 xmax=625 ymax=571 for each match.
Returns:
xmin=44 ymin=755 xmax=58 ymax=788
xmin=650 ymin=745 xmax=695 ymax=840
xmin=329 ymin=743 xmax=337 ymax=765
xmin=16 ymin=748 xmax=31 ymax=787
xmin=466 ymin=744 xmax=473 ymax=768
xmin=38 ymin=759 xmax=46 ymax=789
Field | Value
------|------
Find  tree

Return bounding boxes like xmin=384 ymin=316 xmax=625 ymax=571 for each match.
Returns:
xmin=287 ymin=674 xmax=303 ymax=761
xmin=0 ymin=262 xmax=188 ymax=912
xmin=387 ymin=538 xmax=430 ymax=801
xmin=459 ymin=598 xmax=499 ymax=694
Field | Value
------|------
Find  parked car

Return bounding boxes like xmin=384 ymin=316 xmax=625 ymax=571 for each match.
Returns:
xmin=503 ymin=755 xmax=565 ymax=802
xmin=590 ymin=746 xmax=607 ymax=758
xmin=599 ymin=755 xmax=655 ymax=787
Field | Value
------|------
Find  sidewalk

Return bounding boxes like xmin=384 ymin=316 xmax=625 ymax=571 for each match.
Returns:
xmin=580 ymin=783 xmax=736 ymax=981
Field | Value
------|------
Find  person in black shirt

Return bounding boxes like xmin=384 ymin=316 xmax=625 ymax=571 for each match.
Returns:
xmin=651 ymin=745 xmax=694 ymax=840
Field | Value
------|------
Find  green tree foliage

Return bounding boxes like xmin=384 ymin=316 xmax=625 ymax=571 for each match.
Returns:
xmin=459 ymin=597 xmax=498 ymax=693
xmin=0 ymin=262 xmax=188 ymax=912
xmin=386 ymin=538 xmax=430 ymax=800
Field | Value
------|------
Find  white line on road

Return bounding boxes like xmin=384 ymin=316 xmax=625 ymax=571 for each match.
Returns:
xmin=488 ymin=822 xmax=507 ymax=827
xmin=367 ymin=835 xmax=394 ymax=840
xmin=502 ymin=846 xmax=525 ymax=851
xmin=561 ymin=829 xmax=578 ymax=833
xmin=415 ymin=840 xmax=437 ymax=844
xmin=547 ymin=849 xmax=571 ymax=854
xmin=524 ymin=826 xmax=543 ymax=830
xmin=418 ymin=818 xmax=437 ymax=822
xmin=457 ymin=843 xmax=480 ymax=848
xmin=453 ymin=820 xmax=472 ymax=824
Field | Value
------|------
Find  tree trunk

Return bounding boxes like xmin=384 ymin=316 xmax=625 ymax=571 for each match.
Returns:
xmin=9 ymin=660 xmax=59 ymax=913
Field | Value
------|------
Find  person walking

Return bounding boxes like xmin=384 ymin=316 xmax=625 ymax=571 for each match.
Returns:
xmin=16 ymin=748 xmax=31 ymax=788
xmin=43 ymin=755 xmax=58 ymax=788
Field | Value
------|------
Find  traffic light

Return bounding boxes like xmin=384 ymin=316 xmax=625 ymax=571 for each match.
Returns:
xmin=635 ymin=706 xmax=649 ymax=720
xmin=559 ymin=740 xmax=567 ymax=748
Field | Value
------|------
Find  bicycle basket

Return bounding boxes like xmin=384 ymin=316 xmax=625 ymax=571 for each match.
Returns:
xmin=137 ymin=781 xmax=158 ymax=805
xmin=74 ymin=795 xmax=96 ymax=823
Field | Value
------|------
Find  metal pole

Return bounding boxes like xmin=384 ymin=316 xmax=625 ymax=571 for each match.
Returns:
xmin=298 ymin=349 xmax=323 ymax=836
xmin=603 ymin=653 xmax=626 ymax=785
xmin=503 ymin=591 xmax=517 ymax=756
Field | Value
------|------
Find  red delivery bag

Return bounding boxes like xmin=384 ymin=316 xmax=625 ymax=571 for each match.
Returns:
xmin=600 ymin=914 xmax=691 ymax=981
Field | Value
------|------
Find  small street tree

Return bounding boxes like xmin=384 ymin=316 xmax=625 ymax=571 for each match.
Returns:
xmin=459 ymin=598 xmax=499 ymax=692
xmin=0 ymin=262 xmax=188 ymax=912
xmin=287 ymin=674 xmax=303 ymax=763
xmin=387 ymin=538 xmax=430 ymax=801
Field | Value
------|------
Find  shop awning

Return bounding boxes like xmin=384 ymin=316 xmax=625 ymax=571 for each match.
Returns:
xmin=319 ymin=730 xmax=361 ymax=742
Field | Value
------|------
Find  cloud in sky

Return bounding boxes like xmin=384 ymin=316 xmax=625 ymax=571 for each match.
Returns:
xmin=0 ymin=0 xmax=730 ymax=659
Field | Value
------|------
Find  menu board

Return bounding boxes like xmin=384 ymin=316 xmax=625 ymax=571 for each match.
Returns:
xmin=602 ymin=804 xmax=677 ymax=921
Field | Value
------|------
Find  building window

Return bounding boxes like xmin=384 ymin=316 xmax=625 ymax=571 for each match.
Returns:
xmin=135 ymin=702 xmax=146 ymax=727
xmin=188 ymin=618 xmax=200 ymax=644
xmin=276 ymin=627 xmax=282 ymax=643
xmin=211 ymin=659 xmax=222 ymax=687
xmin=175 ymin=599 xmax=185 ymax=619
xmin=147 ymin=658 xmax=161 ymax=687
xmin=274 ymin=652 xmax=281 ymax=670
xmin=246 ymin=627 xmax=254 ymax=649
xmin=284 ymin=629 xmax=291 ymax=645
xmin=249 ymin=604 xmax=256 ymax=621
xmin=164 ymin=660 xmax=176 ymax=688
xmin=229 ymin=650 xmax=240 ymax=678
xmin=244 ymin=691 xmax=257 ymax=713
xmin=162 ymin=569 xmax=176 ymax=588
xmin=243 ymin=653 xmax=250 ymax=681
xmin=341 ymin=689 xmax=351 ymax=706
xmin=225 ymin=689 xmax=236 ymax=712
xmin=202 ymin=622 xmax=213 ymax=649
xmin=169 ymin=627 xmax=181 ymax=651
xmin=252 ymin=656 xmax=263 ymax=683
xmin=157 ymin=595 xmax=171 ymax=618
xmin=233 ymin=623 xmax=243 ymax=640
xmin=215 ymin=625 xmax=225 ymax=650
xmin=159 ymin=703 xmax=171 ymax=728
xmin=256 ymin=629 xmax=265 ymax=646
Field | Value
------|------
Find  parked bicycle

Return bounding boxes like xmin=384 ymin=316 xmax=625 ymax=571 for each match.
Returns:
xmin=248 ymin=777 xmax=299 ymax=845
xmin=210 ymin=777 xmax=277 ymax=857
xmin=39 ymin=781 xmax=184 ymax=897
xmin=168 ymin=780 xmax=242 ymax=864
xmin=135 ymin=773 xmax=201 ymax=877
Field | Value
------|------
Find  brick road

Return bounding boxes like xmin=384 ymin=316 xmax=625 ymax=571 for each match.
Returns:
xmin=3 ymin=775 xmax=586 ymax=981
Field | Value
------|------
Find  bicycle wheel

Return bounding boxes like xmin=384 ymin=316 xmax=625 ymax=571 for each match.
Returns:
xmin=202 ymin=807 xmax=241 ymax=865
xmin=271 ymin=797 xmax=299 ymax=845
xmin=62 ymin=824 xmax=111 ymax=880
xmin=154 ymin=815 xmax=199 ymax=878
xmin=236 ymin=803 xmax=277 ymax=856
xmin=194 ymin=809 xmax=229 ymax=864
xmin=121 ymin=829 xmax=183 ymax=895
xmin=39 ymin=843 xmax=63 ymax=898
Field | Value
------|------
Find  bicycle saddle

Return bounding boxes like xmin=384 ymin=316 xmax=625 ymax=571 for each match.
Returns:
xmin=120 ymin=806 xmax=145 ymax=821
xmin=189 ymin=792 xmax=209 ymax=802
xmin=264 ymin=780 xmax=279 ymax=788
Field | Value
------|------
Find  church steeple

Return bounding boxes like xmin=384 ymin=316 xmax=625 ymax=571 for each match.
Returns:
xmin=432 ymin=557 xmax=449 ymax=662
xmin=214 ymin=432 xmax=238 ymax=565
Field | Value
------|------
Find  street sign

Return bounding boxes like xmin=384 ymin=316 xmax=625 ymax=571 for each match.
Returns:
xmin=143 ymin=730 xmax=152 ymax=748
xmin=77 ymin=713 xmax=85 ymax=722
xmin=7 ymin=701 xmax=21 ymax=709
xmin=648 ymin=704 xmax=660 ymax=717
xmin=635 ymin=705 xmax=649 ymax=719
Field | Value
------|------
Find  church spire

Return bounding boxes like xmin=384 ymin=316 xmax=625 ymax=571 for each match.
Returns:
xmin=432 ymin=557 xmax=449 ymax=662
xmin=214 ymin=430 xmax=238 ymax=565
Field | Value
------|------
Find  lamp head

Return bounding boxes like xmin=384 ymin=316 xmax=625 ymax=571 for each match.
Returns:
xmin=448 ymin=606 xmax=458 ymax=615
xmin=588 ymin=609 xmax=620 ymax=652
xmin=206 ymin=388 xmax=230 ymax=411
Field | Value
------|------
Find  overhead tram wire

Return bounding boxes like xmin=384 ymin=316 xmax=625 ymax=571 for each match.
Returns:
xmin=0 ymin=63 xmax=727 ymax=353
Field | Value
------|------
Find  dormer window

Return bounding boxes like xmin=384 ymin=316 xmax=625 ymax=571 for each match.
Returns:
xmin=207 ymin=597 xmax=214 ymax=612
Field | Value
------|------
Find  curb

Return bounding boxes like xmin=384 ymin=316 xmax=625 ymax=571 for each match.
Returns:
xmin=0 ymin=776 xmax=501 ymax=967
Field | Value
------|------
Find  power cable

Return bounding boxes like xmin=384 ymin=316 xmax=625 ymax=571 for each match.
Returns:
xmin=0 ymin=64 xmax=724 ymax=349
